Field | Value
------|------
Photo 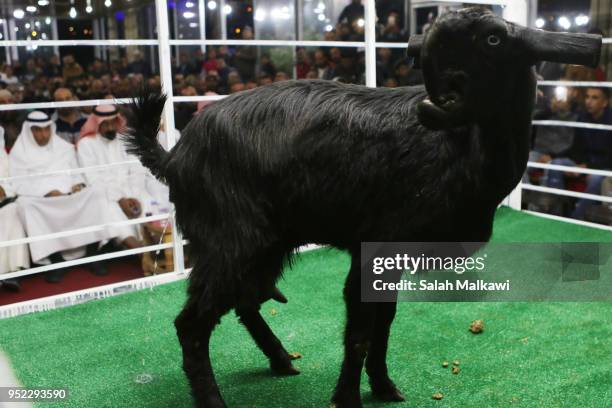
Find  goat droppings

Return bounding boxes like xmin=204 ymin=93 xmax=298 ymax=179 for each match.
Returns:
xmin=432 ymin=393 xmax=444 ymax=400
xmin=469 ymin=319 xmax=485 ymax=334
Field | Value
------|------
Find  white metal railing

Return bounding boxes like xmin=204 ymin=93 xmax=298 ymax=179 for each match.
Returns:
xmin=0 ymin=159 xmax=140 ymax=183
xmin=521 ymin=183 xmax=612 ymax=204
xmin=168 ymin=39 xmax=366 ymax=48
xmin=532 ymin=120 xmax=612 ymax=132
xmin=523 ymin=209 xmax=612 ymax=232
xmin=0 ymin=241 xmax=182 ymax=281
xmin=0 ymin=268 xmax=191 ymax=319
xmin=0 ymin=0 xmax=610 ymax=314
xmin=526 ymin=161 xmax=612 ymax=177
xmin=538 ymin=80 xmax=612 ymax=88
xmin=0 ymin=98 xmax=131 ymax=112
xmin=0 ymin=39 xmax=158 ymax=47
xmin=0 ymin=213 xmax=169 ymax=249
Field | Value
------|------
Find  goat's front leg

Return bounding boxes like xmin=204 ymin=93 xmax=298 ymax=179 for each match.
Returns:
xmin=365 ymin=302 xmax=405 ymax=402
xmin=331 ymin=259 xmax=376 ymax=408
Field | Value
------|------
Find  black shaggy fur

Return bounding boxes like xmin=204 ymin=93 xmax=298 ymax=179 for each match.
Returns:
xmin=123 ymin=8 xmax=601 ymax=408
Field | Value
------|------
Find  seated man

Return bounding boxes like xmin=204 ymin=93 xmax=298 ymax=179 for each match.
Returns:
xmin=9 ymin=111 xmax=113 ymax=283
xmin=545 ymin=87 xmax=612 ymax=220
xmin=0 ymin=126 xmax=29 ymax=291
xmin=52 ymin=87 xmax=88 ymax=144
xmin=531 ymin=86 xmax=576 ymax=167
xmin=0 ymin=89 xmax=24 ymax=151
xmin=77 ymin=105 xmax=148 ymax=250
xmin=524 ymin=86 xmax=576 ymax=188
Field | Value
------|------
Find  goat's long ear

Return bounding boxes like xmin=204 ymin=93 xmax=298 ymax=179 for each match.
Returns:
xmin=407 ymin=34 xmax=425 ymax=68
xmin=515 ymin=26 xmax=602 ymax=68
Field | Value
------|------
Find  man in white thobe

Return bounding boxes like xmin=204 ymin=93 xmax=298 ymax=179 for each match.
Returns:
xmin=9 ymin=111 xmax=114 ymax=283
xmin=0 ymin=126 xmax=29 ymax=292
xmin=77 ymin=104 xmax=170 ymax=251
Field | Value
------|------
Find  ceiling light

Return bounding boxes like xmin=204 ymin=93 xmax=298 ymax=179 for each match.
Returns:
xmin=558 ymin=16 xmax=571 ymax=30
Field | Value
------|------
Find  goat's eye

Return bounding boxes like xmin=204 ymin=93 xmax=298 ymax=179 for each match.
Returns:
xmin=487 ymin=34 xmax=501 ymax=46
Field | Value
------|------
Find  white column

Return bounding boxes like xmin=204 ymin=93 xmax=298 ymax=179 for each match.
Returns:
xmin=293 ymin=0 xmax=301 ymax=79
xmin=198 ymin=0 xmax=206 ymax=53
xmin=2 ymin=20 xmax=11 ymax=64
xmin=220 ymin=0 xmax=227 ymax=40
xmin=155 ymin=0 xmax=185 ymax=273
xmin=364 ymin=0 xmax=376 ymax=87
xmin=8 ymin=18 xmax=18 ymax=61
xmin=172 ymin=6 xmax=180 ymax=67
xmin=93 ymin=19 xmax=102 ymax=59
xmin=296 ymin=0 xmax=304 ymax=40
xmin=51 ymin=17 xmax=59 ymax=56
xmin=100 ymin=17 xmax=108 ymax=61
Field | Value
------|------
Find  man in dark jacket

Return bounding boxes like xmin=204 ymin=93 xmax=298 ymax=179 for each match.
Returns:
xmin=546 ymin=87 xmax=612 ymax=219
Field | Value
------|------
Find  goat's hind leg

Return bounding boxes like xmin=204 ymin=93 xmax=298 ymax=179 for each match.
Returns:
xmin=365 ymin=302 xmax=405 ymax=402
xmin=175 ymin=296 xmax=229 ymax=408
xmin=236 ymin=253 xmax=300 ymax=376
xmin=236 ymin=306 xmax=301 ymax=375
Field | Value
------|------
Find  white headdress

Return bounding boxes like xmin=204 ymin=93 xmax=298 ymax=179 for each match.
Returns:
xmin=9 ymin=111 xmax=74 ymax=175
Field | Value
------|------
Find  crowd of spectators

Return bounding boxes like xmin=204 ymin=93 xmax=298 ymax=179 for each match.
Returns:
xmin=0 ymin=15 xmax=423 ymax=293
xmin=0 ymin=11 xmax=611 ymax=295
xmin=524 ymin=57 xmax=612 ymax=223
xmin=0 ymin=103 xmax=172 ymax=293
xmin=0 ymin=3 xmax=423 ymax=141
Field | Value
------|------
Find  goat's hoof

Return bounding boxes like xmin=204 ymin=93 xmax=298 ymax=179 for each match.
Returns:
xmin=271 ymin=364 xmax=300 ymax=376
xmin=330 ymin=392 xmax=363 ymax=408
xmin=196 ymin=396 xmax=227 ymax=408
xmin=270 ymin=359 xmax=300 ymax=376
xmin=372 ymin=385 xmax=406 ymax=402
xmin=288 ymin=351 xmax=302 ymax=360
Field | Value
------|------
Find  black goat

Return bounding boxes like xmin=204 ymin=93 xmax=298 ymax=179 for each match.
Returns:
xmin=124 ymin=8 xmax=601 ymax=408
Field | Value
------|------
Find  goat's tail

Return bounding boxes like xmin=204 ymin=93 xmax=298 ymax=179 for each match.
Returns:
xmin=123 ymin=88 xmax=169 ymax=182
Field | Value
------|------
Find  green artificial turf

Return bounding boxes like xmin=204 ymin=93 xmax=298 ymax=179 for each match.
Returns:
xmin=0 ymin=207 xmax=611 ymax=407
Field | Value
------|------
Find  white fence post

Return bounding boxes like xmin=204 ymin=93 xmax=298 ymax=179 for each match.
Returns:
xmin=364 ymin=0 xmax=377 ymax=88
xmin=503 ymin=0 xmax=529 ymax=210
xmin=155 ymin=0 xmax=186 ymax=274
